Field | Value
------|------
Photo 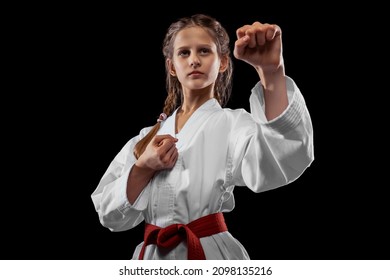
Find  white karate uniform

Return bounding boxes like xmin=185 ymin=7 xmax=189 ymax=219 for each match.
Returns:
xmin=91 ymin=77 xmax=314 ymax=259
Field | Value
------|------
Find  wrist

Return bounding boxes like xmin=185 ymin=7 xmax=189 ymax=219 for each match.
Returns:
xmin=256 ymin=65 xmax=285 ymax=90
xmin=134 ymin=160 xmax=156 ymax=176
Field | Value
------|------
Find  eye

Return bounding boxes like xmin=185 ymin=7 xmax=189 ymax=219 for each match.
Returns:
xmin=200 ymin=48 xmax=211 ymax=55
xmin=178 ymin=50 xmax=190 ymax=57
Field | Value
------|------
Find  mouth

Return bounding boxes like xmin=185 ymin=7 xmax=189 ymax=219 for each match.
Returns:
xmin=188 ymin=71 xmax=203 ymax=76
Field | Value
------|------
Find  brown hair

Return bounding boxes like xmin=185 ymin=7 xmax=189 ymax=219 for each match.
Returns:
xmin=133 ymin=14 xmax=233 ymax=159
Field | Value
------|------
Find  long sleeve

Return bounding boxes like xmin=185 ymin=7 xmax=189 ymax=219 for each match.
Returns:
xmin=229 ymin=76 xmax=314 ymax=192
xmin=91 ymin=127 xmax=153 ymax=232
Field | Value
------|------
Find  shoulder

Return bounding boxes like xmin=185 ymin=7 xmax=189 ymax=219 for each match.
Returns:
xmin=207 ymin=108 xmax=256 ymax=136
xmin=220 ymin=107 xmax=254 ymax=125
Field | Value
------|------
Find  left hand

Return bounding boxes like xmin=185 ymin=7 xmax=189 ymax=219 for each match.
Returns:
xmin=233 ymin=22 xmax=283 ymax=73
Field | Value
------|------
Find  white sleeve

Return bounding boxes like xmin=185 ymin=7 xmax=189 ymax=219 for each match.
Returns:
xmin=91 ymin=127 xmax=153 ymax=232
xmin=230 ymin=76 xmax=314 ymax=192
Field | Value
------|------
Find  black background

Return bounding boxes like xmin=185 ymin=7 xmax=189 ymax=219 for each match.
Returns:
xmin=3 ymin=4 xmax=388 ymax=260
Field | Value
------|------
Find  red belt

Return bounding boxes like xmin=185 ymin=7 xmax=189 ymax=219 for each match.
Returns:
xmin=138 ymin=212 xmax=227 ymax=260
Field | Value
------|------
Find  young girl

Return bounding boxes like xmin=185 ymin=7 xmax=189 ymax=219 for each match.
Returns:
xmin=91 ymin=14 xmax=314 ymax=260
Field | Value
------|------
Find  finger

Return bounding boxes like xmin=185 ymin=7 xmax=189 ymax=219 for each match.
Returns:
xmin=158 ymin=139 xmax=177 ymax=155
xmin=245 ymin=27 xmax=258 ymax=48
xmin=165 ymin=144 xmax=177 ymax=160
xmin=168 ymin=148 xmax=179 ymax=167
xmin=266 ymin=24 xmax=281 ymax=40
xmin=154 ymin=134 xmax=178 ymax=147
xmin=236 ymin=24 xmax=251 ymax=39
xmin=233 ymin=35 xmax=250 ymax=58
xmin=154 ymin=134 xmax=178 ymax=144
xmin=249 ymin=22 xmax=269 ymax=46
xmin=169 ymin=150 xmax=179 ymax=167
xmin=255 ymin=28 xmax=266 ymax=46
xmin=163 ymin=145 xmax=178 ymax=167
xmin=262 ymin=24 xmax=281 ymax=41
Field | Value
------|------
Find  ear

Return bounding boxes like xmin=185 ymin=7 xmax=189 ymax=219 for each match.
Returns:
xmin=219 ymin=55 xmax=229 ymax=73
xmin=167 ymin=59 xmax=176 ymax=76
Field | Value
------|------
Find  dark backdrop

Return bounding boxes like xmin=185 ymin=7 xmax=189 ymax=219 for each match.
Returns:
xmin=3 ymin=5 xmax=388 ymax=260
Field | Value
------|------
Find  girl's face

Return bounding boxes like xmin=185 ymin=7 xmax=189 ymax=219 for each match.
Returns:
xmin=168 ymin=26 xmax=227 ymax=93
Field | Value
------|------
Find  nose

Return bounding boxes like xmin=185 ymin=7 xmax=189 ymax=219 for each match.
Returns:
xmin=190 ymin=54 xmax=200 ymax=68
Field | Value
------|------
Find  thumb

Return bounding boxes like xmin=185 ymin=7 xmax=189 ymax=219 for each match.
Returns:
xmin=154 ymin=134 xmax=178 ymax=146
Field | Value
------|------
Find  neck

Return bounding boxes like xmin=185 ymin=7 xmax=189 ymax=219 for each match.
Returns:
xmin=181 ymin=87 xmax=214 ymax=115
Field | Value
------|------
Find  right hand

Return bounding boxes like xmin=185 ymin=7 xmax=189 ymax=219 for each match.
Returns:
xmin=136 ymin=134 xmax=179 ymax=171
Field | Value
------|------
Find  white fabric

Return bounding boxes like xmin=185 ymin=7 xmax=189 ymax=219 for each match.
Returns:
xmin=91 ymin=76 xmax=314 ymax=259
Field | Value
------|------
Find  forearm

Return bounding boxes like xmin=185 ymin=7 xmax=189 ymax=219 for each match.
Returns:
xmin=256 ymin=65 xmax=288 ymax=121
xmin=126 ymin=163 xmax=156 ymax=204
